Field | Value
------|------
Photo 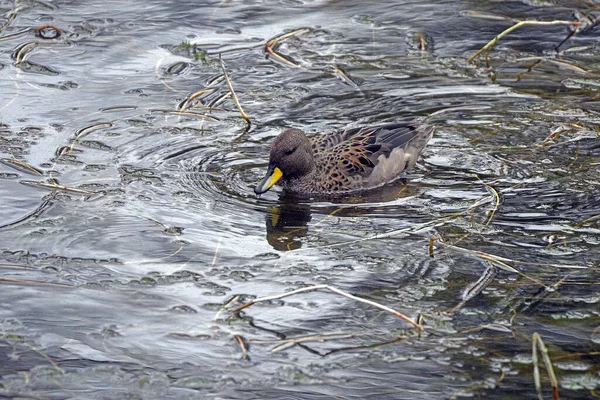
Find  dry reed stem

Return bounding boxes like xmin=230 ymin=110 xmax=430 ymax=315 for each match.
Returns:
xmin=150 ymin=109 xmax=220 ymax=121
xmin=219 ymin=57 xmax=251 ymax=131
xmin=0 ymin=277 xmax=71 ymax=287
xmin=100 ymin=106 xmax=139 ymax=112
xmin=214 ymin=296 xmax=240 ymax=321
xmin=0 ymin=264 xmax=36 ymax=270
xmin=270 ymin=333 xmax=366 ymax=353
xmin=0 ymin=196 xmax=54 ymax=229
xmin=63 ymin=122 xmax=113 ymax=156
xmin=532 ymin=332 xmax=560 ymax=400
xmin=265 ymin=28 xmax=310 ymax=67
xmin=231 ymin=284 xmax=422 ymax=330
xmin=21 ymin=341 xmax=65 ymax=374
xmin=436 ymin=241 xmax=588 ymax=270
xmin=463 ymin=10 xmax=521 ymax=23
xmin=177 ymin=88 xmax=216 ymax=111
xmin=448 ymin=261 xmax=498 ymax=314
xmin=575 ymin=213 xmax=600 ymax=227
xmin=458 ymin=323 xmax=513 ymax=334
xmin=473 ymin=174 xmax=500 ymax=226
xmin=468 ymin=20 xmax=582 ymax=63
xmin=234 ymin=335 xmax=249 ymax=360
xmin=20 ymin=181 xmax=96 ymax=195
xmin=249 ymin=332 xmax=364 ymax=345
xmin=13 ymin=41 xmax=38 ymax=62
xmin=0 ymin=158 xmax=43 ymax=175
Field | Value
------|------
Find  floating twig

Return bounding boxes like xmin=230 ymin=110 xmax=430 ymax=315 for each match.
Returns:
xmin=0 ymin=264 xmax=36 ymax=270
xmin=214 ymin=296 xmax=240 ymax=321
xmin=231 ymin=284 xmax=422 ymax=330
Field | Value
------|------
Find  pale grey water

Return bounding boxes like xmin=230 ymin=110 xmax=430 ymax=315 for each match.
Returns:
xmin=0 ymin=0 xmax=599 ymax=399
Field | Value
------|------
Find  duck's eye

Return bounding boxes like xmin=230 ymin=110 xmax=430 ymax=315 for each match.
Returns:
xmin=284 ymin=147 xmax=295 ymax=156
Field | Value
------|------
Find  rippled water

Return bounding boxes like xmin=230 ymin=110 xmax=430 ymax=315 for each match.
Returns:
xmin=1 ymin=0 xmax=599 ymax=399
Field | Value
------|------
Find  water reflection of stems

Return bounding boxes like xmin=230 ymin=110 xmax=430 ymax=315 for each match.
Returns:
xmin=532 ymin=332 xmax=559 ymax=400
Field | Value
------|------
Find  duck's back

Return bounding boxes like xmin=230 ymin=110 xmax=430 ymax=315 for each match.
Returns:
xmin=305 ymin=122 xmax=434 ymax=192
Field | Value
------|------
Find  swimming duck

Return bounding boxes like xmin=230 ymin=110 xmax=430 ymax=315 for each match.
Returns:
xmin=254 ymin=120 xmax=433 ymax=195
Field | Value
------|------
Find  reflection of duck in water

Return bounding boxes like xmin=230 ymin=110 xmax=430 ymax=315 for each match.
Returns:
xmin=255 ymin=121 xmax=433 ymax=195
xmin=265 ymin=202 xmax=311 ymax=251
xmin=255 ymin=107 xmax=486 ymax=196
xmin=264 ymin=182 xmax=419 ymax=251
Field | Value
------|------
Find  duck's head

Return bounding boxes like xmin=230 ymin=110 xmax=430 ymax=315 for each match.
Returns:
xmin=254 ymin=128 xmax=314 ymax=194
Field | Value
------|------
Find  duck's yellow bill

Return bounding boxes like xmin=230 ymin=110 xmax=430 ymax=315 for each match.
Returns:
xmin=255 ymin=166 xmax=283 ymax=194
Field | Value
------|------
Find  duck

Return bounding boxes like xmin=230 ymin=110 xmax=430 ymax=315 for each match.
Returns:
xmin=254 ymin=120 xmax=434 ymax=195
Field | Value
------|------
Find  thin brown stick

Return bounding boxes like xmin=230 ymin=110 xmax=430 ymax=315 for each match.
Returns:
xmin=230 ymin=284 xmax=422 ymax=330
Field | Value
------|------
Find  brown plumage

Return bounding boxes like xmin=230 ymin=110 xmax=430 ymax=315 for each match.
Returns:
xmin=255 ymin=120 xmax=434 ymax=195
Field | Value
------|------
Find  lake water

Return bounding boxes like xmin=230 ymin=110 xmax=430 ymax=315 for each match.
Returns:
xmin=0 ymin=0 xmax=599 ymax=399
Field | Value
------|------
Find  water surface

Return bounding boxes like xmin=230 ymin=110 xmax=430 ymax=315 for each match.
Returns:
xmin=0 ymin=0 xmax=599 ymax=399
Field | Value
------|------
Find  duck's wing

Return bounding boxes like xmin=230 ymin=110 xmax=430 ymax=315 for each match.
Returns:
xmin=329 ymin=123 xmax=433 ymax=178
